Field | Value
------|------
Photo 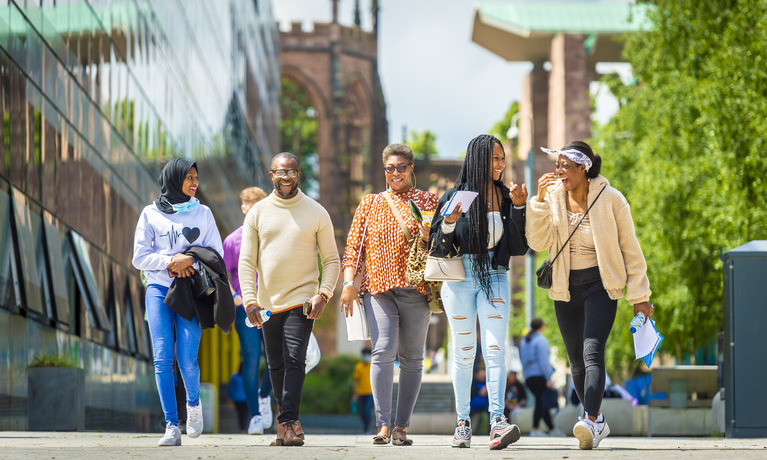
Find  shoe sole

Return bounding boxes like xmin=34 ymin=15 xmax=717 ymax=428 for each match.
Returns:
xmin=489 ymin=425 xmax=520 ymax=450
xmin=451 ymin=439 xmax=471 ymax=448
xmin=248 ymin=430 xmax=264 ymax=435
xmin=573 ymin=424 xmax=594 ymax=450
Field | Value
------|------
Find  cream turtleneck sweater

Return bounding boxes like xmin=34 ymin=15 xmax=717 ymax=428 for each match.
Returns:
xmin=238 ymin=189 xmax=340 ymax=312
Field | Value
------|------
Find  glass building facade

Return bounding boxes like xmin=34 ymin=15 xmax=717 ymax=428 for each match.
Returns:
xmin=0 ymin=0 xmax=279 ymax=430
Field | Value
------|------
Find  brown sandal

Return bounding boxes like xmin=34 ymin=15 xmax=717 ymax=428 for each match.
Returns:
xmin=392 ymin=427 xmax=413 ymax=446
xmin=373 ymin=428 xmax=391 ymax=445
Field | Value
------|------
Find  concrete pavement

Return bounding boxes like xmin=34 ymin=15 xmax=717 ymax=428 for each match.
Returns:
xmin=1 ymin=432 xmax=765 ymax=459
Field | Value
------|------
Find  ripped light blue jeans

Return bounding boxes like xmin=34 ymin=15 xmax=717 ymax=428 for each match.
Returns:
xmin=441 ymin=254 xmax=509 ymax=422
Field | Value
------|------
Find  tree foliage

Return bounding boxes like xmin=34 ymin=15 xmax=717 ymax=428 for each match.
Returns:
xmin=488 ymin=101 xmax=520 ymax=149
xmin=407 ymin=129 xmax=439 ymax=159
xmin=593 ymin=0 xmax=767 ymax=368
xmin=280 ymin=76 xmax=318 ymax=189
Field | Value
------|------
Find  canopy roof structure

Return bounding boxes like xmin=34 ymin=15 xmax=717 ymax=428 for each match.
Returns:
xmin=471 ymin=1 xmax=654 ymax=64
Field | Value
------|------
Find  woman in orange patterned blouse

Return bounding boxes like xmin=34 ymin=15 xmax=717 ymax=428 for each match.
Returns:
xmin=340 ymin=143 xmax=438 ymax=446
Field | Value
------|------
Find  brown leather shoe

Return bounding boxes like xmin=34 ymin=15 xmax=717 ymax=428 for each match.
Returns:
xmin=283 ymin=420 xmax=304 ymax=446
xmin=270 ymin=421 xmax=288 ymax=446
xmin=291 ymin=420 xmax=305 ymax=440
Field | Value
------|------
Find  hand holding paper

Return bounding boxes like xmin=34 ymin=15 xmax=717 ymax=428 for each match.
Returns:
xmin=633 ymin=318 xmax=664 ymax=367
xmin=441 ymin=191 xmax=479 ymax=216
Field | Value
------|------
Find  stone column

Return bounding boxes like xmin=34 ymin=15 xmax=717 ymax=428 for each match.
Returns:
xmin=548 ymin=34 xmax=591 ymax=149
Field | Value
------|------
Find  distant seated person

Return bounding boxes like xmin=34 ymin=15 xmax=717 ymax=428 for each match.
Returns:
xmin=569 ymin=372 xmax=637 ymax=406
xmin=469 ymin=367 xmax=489 ymax=434
xmin=504 ymin=371 xmax=527 ymax=420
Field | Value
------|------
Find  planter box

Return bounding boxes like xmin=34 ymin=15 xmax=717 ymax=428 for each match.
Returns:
xmin=27 ymin=367 xmax=85 ymax=431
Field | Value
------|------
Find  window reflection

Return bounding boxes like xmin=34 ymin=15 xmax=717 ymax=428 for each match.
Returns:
xmin=69 ymin=231 xmax=111 ymax=332
xmin=42 ymin=210 xmax=71 ymax=325
xmin=10 ymin=188 xmax=44 ymax=315
xmin=0 ymin=185 xmax=12 ymax=311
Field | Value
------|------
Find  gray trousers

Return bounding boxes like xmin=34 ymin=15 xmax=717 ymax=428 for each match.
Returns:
xmin=364 ymin=287 xmax=431 ymax=427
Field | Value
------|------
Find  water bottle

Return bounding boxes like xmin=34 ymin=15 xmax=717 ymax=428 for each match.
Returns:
xmin=629 ymin=312 xmax=646 ymax=334
xmin=350 ymin=399 xmax=358 ymax=414
xmin=245 ymin=310 xmax=272 ymax=328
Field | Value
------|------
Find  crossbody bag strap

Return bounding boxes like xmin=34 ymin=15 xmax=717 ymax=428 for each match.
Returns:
xmin=353 ymin=195 xmax=377 ymax=275
xmin=549 ymin=184 xmax=607 ymax=265
xmin=382 ymin=190 xmax=414 ymax=244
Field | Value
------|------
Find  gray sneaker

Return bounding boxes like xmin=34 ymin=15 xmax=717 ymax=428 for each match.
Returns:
xmin=158 ymin=422 xmax=181 ymax=446
xmin=489 ymin=416 xmax=520 ymax=450
xmin=452 ymin=419 xmax=471 ymax=448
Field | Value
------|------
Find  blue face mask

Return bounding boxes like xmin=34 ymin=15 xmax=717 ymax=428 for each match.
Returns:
xmin=172 ymin=197 xmax=200 ymax=213
xmin=362 ymin=354 xmax=371 ymax=363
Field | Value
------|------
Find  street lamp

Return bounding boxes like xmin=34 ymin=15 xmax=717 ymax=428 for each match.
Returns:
xmin=507 ymin=112 xmax=536 ymax=327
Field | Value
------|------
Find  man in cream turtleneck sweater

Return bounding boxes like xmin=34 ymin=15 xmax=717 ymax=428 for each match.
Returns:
xmin=238 ymin=152 xmax=340 ymax=446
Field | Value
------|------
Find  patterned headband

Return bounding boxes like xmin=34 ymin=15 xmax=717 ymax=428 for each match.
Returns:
xmin=540 ymin=147 xmax=592 ymax=172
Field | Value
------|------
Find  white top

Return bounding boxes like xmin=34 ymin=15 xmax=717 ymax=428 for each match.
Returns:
xmin=132 ymin=202 xmax=223 ymax=288
xmin=487 ymin=212 xmax=503 ymax=249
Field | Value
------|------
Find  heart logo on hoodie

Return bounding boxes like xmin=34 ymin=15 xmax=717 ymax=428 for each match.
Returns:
xmin=182 ymin=227 xmax=200 ymax=244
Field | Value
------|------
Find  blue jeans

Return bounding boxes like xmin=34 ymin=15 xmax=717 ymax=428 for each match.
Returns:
xmin=233 ymin=306 xmax=272 ymax=417
xmin=146 ymin=284 xmax=202 ymax=426
xmin=358 ymin=394 xmax=374 ymax=433
xmin=441 ymin=254 xmax=509 ymax=422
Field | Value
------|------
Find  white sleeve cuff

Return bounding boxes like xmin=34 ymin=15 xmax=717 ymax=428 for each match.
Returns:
xmin=441 ymin=221 xmax=456 ymax=234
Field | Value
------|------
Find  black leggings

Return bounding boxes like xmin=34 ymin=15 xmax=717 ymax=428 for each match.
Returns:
xmin=525 ymin=376 xmax=554 ymax=430
xmin=554 ymin=267 xmax=617 ymax=417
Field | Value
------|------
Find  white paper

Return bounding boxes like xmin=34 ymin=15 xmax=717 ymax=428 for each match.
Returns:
xmin=633 ymin=318 xmax=662 ymax=359
xmin=441 ymin=191 xmax=479 ymax=216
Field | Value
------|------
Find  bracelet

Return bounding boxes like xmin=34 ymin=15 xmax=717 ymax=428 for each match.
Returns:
xmin=343 ymin=280 xmax=355 ymax=287
xmin=319 ymin=292 xmax=329 ymax=302
xmin=232 ymin=293 xmax=239 ymax=299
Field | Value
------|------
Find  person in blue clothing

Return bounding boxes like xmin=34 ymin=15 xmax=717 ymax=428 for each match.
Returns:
xmin=228 ymin=363 xmax=249 ymax=433
xmin=519 ymin=318 xmax=563 ymax=437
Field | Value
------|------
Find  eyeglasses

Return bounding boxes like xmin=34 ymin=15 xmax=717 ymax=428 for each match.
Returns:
xmin=271 ymin=169 xmax=299 ymax=178
xmin=384 ymin=164 xmax=411 ymax=174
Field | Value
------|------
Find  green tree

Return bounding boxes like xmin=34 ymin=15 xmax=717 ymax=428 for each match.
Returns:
xmin=280 ymin=77 xmax=319 ymax=191
xmin=407 ymin=129 xmax=439 ymax=159
xmin=488 ymin=101 xmax=520 ymax=148
xmin=593 ymin=0 xmax=767 ymax=369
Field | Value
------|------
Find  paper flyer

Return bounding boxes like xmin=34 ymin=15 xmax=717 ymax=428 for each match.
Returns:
xmin=632 ymin=318 xmax=664 ymax=368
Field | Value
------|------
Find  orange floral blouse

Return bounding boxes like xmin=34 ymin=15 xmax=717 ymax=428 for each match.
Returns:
xmin=342 ymin=188 xmax=438 ymax=296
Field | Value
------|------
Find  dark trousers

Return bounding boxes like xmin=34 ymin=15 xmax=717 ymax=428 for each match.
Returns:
xmin=554 ymin=267 xmax=617 ymax=417
xmin=261 ymin=306 xmax=314 ymax=423
xmin=357 ymin=394 xmax=374 ymax=433
xmin=525 ymin=376 xmax=554 ymax=430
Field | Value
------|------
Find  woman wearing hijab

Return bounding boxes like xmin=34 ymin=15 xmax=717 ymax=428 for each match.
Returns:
xmin=133 ymin=158 xmax=224 ymax=446
xmin=429 ymin=134 xmax=528 ymax=450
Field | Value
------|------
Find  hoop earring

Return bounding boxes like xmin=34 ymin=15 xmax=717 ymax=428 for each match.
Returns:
xmin=410 ymin=171 xmax=417 ymax=190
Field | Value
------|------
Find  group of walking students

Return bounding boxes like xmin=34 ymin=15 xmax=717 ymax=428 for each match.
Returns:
xmin=132 ymin=133 xmax=653 ymax=450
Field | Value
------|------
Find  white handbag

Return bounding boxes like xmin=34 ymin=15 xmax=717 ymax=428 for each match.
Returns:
xmin=424 ymin=254 xmax=465 ymax=282
xmin=305 ymin=332 xmax=321 ymax=373
xmin=345 ymin=301 xmax=370 ymax=342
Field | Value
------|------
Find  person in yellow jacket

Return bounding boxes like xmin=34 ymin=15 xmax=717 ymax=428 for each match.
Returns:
xmin=352 ymin=347 xmax=374 ymax=434
xmin=526 ymin=140 xmax=653 ymax=450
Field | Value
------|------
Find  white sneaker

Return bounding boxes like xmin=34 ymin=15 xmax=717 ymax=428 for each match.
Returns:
xmin=186 ymin=402 xmax=203 ymax=438
xmin=259 ymin=397 xmax=273 ymax=429
xmin=248 ymin=415 xmax=264 ymax=435
xmin=548 ymin=428 xmax=566 ymax=437
xmin=573 ymin=413 xmax=610 ymax=449
xmin=158 ymin=422 xmax=181 ymax=446
xmin=529 ymin=429 xmax=548 ymax=437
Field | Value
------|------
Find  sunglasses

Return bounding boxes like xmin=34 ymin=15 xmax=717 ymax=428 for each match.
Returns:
xmin=271 ymin=169 xmax=299 ymax=178
xmin=384 ymin=164 xmax=411 ymax=174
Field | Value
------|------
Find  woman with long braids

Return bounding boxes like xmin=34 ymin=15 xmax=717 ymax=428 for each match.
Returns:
xmin=429 ymin=134 xmax=528 ymax=450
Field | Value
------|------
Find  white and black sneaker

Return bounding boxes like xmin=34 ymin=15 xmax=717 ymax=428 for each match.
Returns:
xmin=186 ymin=402 xmax=204 ymax=438
xmin=573 ymin=412 xmax=610 ymax=449
xmin=158 ymin=422 xmax=181 ymax=446
xmin=489 ymin=415 xmax=521 ymax=450
xmin=452 ymin=419 xmax=472 ymax=448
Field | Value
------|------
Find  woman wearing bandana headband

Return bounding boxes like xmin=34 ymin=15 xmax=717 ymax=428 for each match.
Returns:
xmin=526 ymin=140 xmax=652 ymax=450
xmin=132 ymin=158 xmax=223 ymax=446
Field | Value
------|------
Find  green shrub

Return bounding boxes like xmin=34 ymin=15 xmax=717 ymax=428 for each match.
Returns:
xmin=27 ymin=352 xmax=77 ymax=368
xmin=301 ymin=354 xmax=358 ymax=414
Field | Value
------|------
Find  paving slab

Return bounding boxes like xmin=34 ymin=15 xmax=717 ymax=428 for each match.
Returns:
xmin=0 ymin=432 xmax=765 ymax=459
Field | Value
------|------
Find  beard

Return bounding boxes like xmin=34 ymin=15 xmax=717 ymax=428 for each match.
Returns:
xmin=275 ymin=182 xmax=299 ymax=198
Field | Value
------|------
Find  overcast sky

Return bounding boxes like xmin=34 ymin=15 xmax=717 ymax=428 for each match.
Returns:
xmin=272 ymin=1 xmax=625 ymax=159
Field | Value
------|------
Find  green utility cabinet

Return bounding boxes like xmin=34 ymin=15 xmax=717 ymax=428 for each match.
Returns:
xmin=723 ymin=240 xmax=767 ymax=438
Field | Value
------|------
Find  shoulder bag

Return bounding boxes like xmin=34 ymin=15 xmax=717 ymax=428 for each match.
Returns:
xmin=536 ymin=185 xmax=606 ymax=289
xmin=345 ymin=197 xmax=374 ymax=341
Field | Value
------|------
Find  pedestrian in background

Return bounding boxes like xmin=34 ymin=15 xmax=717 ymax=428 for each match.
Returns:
xmin=239 ymin=152 xmax=340 ymax=447
xmin=351 ymin=347 xmax=374 ymax=434
xmin=526 ymin=140 xmax=653 ymax=450
xmin=519 ymin=318 xmax=563 ymax=437
xmin=340 ymin=143 xmax=437 ymax=446
xmin=429 ymin=134 xmax=528 ymax=450
xmin=133 ymin=158 xmax=223 ymax=446
xmin=223 ymin=186 xmax=274 ymax=435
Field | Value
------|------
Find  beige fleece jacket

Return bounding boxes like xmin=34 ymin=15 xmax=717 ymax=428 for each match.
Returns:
xmin=526 ymin=176 xmax=651 ymax=305
xmin=238 ymin=189 xmax=340 ymax=312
